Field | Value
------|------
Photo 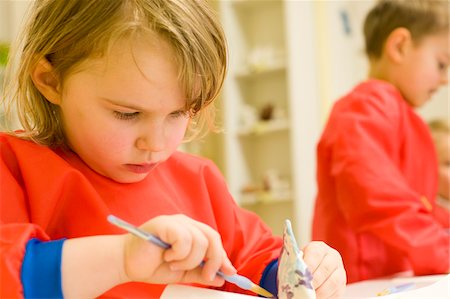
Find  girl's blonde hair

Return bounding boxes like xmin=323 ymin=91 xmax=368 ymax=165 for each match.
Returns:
xmin=2 ymin=0 xmax=227 ymax=146
xmin=363 ymin=0 xmax=449 ymax=60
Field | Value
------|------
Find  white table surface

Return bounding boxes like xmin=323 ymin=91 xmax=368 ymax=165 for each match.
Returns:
xmin=343 ymin=274 xmax=449 ymax=298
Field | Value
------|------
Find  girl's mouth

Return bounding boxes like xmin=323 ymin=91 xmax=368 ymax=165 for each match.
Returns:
xmin=125 ymin=163 xmax=157 ymax=174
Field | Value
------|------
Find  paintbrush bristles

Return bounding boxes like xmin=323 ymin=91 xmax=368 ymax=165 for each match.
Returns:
xmin=251 ymin=283 xmax=274 ymax=298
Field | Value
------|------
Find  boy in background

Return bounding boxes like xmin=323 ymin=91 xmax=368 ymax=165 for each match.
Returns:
xmin=312 ymin=0 xmax=449 ymax=283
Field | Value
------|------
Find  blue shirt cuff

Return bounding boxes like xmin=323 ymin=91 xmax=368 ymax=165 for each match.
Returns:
xmin=21 ymin=238 xmax=66 ymax=298
xmin=260 ymin=259 xmax=278 ymax=297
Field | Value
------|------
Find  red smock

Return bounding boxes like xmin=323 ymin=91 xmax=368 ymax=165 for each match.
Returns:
xmin=312 ymin=80 xmax=450 ymax=283
xmin=0 ymin=132 xmax=282 ymax=298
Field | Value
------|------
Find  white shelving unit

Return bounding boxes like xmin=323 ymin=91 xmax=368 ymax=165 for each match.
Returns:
xmin=217 ymin=0 xmax=321 ymax=241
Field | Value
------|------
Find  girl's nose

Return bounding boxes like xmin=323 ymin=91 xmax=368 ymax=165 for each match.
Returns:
xmin=135 ymin=125 xmax=166 ymax=152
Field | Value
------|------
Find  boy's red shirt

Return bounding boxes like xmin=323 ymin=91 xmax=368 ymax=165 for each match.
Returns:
xmin=0 ymin=133 xmax=282 ymax=298
xmin=313 ymin=79 xmax=450 ymax=283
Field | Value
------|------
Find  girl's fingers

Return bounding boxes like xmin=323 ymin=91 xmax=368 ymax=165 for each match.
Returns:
xmin=161 ymin=222 xmax=193 ymax=262
xmin=192 ymin=222 xmax=236 ymax=280
xmin=302 ymin=241 xmax=330 ymax=274
xmin=179 ymin=266 xmax=226 ymax=287
xmin=161 ymin=215 xmax=234 ymax=281
xmin=314 ymin=267 xmax=346 ymax=299
xmin=167 ymin=224 xmax=208 ymax=271
xmin=219 ymin=249 xmax=237 ymax=275
xmin=302 ymin=241 xmax=346 ymax=298
xmin=140 ymin=214 xmax=235 ymax=285
xmin=310 ymin=251 xmax=339 ymax=290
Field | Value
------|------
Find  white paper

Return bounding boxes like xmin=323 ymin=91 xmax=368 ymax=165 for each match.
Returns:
xmin=161 ymin=284 xmax=259 ymax=299
xmin=344 ymin=274 xmax=449 ymax=298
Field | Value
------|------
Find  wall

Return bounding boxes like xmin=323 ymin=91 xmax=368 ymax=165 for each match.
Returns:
xmin=0 ymin=1 xmax=31 ymax=42
xmin=0 ymin=1 xmax=32 ymax=130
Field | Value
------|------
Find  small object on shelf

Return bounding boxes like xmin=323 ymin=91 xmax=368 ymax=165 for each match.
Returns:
xmin=262 ymin=169 xmax=291 ymax=202
xmin=260 ymin=103 xmax=274 ymax=121
xmin=246 ymin=46 xmax=285 ymax=74
xmin=239 ymin=169 xmax=292 ymax=205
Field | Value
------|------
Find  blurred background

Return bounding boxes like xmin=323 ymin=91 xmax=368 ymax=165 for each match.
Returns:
xmin=1 ymin=0 xmax=448 ymax=245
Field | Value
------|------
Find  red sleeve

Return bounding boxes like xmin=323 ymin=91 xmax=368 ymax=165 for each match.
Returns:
xmin=330 ymin=94 xmax=449 ymax=275
xmin=202 ymin=161 xmax=282 ymax=294
xmin=0 ymin=224 xmax=50 ymax=297
xmin=0 ymin=135 xmax=52 ymax=297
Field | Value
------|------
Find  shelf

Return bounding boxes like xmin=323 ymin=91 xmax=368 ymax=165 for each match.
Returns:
xmin=240 ymin=191 xmax=292 ymax=206
xmin=238 ymin=118 xmax=290 ymax=137
xmin=235 ymin=63 xmax=286 ymax=80
xmin=218 ymin=0 xmax=296 ymax=237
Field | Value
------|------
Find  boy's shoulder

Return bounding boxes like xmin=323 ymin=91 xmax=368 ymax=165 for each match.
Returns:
xmin=335 ymin=79 xmax=409 ymax=114
xmin=358 ymin=78 xmax=399 ymax=93
xmin=348 ymin=79 xmax=402 ymax=103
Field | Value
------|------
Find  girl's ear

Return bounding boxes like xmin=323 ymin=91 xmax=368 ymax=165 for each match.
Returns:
xmin=384 ymin=27 xmax=412 ymax=64
xmin=30 ymin=58 xmax=61 ymax=105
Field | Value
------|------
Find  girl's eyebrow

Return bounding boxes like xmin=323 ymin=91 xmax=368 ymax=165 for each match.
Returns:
xmin=100 ymin=97 xmax=186 ymax=112
xmin=100 ymin=97 xmax=146 ymax=110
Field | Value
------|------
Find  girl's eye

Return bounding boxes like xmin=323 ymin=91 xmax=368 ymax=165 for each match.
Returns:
xmin=113 ymin=111 xmax=139 ymax=120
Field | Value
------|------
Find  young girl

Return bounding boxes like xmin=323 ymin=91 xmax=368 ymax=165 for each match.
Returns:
xmin=0 ymin=0 xmax=346 ymax=298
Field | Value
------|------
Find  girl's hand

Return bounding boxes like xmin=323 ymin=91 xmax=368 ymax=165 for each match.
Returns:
xmin=303 ymin=241 xmax=347 ymax=299
xmin=121 ymin=214 xmax=236 ymax=286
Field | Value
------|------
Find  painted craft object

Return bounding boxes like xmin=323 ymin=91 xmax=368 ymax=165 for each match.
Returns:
xmin=277 ymin=219 xmax=316 ymax=299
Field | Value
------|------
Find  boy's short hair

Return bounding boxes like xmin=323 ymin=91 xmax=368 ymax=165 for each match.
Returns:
xmin=363 ymin=0 xmax=449 ymax=60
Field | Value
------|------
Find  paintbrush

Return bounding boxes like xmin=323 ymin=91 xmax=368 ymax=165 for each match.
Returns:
xmin=107 ymin=215 xmax=274 ymax=298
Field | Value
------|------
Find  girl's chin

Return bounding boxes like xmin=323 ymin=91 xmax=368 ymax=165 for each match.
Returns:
xmin=98 ymin=169 xmax=150 ymax=184
xmin=112 ymin=174 xmax=148 ymax=184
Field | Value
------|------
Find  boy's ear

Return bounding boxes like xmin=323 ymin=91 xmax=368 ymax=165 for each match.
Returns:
xmin=384 ymin=27 xmax=412 ymax=63
xmin=30 ymin=58 xmax=61 ymax=105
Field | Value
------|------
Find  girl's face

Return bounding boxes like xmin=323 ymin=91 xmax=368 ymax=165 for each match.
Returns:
xmin=396 ymin=31 xmax=449 ymax=108
xmin=58 ymin=37 xmax=190 ymax=183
